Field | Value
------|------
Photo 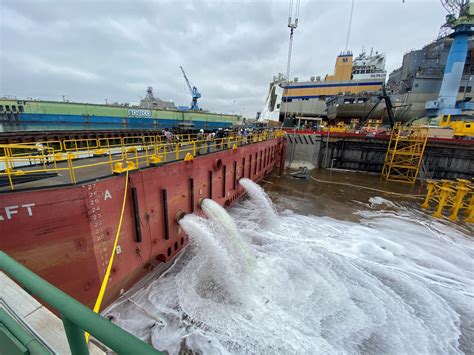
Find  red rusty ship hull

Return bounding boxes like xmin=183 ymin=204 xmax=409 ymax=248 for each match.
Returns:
xmin=0 ymin=138 xmax=285 ymax=309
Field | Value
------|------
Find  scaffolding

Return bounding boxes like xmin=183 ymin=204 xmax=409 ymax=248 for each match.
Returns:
xmin=381 ymin=123 xmax=429 ymax=184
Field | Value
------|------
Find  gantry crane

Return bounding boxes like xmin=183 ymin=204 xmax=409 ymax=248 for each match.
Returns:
xmin=180 ymin=66 xmax=201 ymax=111
xmin=425 ymin=0 xmax=473 ymax=118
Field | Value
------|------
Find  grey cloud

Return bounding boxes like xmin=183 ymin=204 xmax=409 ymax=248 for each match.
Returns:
xmin=1 ymin=0 xmax=446 ymax=116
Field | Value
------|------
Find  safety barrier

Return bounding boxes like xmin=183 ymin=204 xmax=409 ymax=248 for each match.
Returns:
xmin=0 ymin=251 xmax=161 ymax=354
xmin=421 ymin=178 xmax=473 ymax=222
xmin=0 ymin=130 xmax=284 ymax=190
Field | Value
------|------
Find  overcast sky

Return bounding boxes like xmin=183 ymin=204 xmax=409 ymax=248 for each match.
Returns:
xmin=1 ymin=0 xmax=446 ymax=117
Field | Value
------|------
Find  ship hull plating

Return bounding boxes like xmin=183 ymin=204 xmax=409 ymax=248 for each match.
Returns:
xmin=0 ymin=138 xmax=285 ymax=309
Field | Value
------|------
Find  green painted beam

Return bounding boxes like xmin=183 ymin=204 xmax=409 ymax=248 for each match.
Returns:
xmin=0 ymin=309 xmax=51 ymax=354
xmin=0 ymin=251 xmax=161 ymax=355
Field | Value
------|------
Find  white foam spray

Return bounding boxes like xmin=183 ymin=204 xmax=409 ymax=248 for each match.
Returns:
xmin=200 ymin=198 xmax=255 ymax=273
xmin=239 ymin=178 xmax=277 ymax=224
xmin=105 ymin=189 xmax=474 ymax=354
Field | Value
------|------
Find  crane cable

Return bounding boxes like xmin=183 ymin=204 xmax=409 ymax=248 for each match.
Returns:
xmin=345 ymin=0 xmax=355 ymax=52
xmin=86 ymin=170 xmax=130 ymax=342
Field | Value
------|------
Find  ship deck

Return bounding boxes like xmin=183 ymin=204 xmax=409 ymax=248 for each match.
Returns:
xmin=0 ymin=131 xmax=282 ymax=192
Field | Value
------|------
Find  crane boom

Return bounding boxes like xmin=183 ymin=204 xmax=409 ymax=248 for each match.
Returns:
xmin=179 ymin=66 xmax=201 ymax=111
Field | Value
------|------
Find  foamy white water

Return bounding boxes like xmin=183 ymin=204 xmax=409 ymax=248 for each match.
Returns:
xmin=105 ymin=181 xmax=474 ymax=354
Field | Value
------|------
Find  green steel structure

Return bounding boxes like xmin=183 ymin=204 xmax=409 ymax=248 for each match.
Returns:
xmin=0 ymin=251 xmax=161 ymax=355
xmin=0 ymin=98 xmax=240 ymax=130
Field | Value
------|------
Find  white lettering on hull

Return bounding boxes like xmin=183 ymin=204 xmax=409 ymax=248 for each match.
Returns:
xmin=0 ymin=204 xmax=35 ymax=221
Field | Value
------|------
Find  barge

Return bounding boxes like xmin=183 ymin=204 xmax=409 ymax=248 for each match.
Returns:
xmin=0 ymin=96 xmax=240 ymax=130
xmin=0 ymin=131 xmax=286 ymax=309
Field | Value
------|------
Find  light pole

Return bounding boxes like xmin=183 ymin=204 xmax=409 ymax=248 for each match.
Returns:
xmin=283 ymin=0 xmax=300 ymax=125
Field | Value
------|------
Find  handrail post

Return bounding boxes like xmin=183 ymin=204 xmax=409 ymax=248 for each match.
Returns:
xmin=108 ymin=149 xmax=113 ymax=174
xmin=62 ymin=317 xmax=89 ymax=355
xmin=6 ymin=156 xmax=14 ymax=191
xmin=67 ymin=154 xmax=77 ymax=184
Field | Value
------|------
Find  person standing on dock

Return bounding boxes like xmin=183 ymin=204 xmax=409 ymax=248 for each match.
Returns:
xmin=164 ymin=129 xmax=173 ymax=152
xmin=216 ymin=128 xmax=225 ymax=150
xmin=197 ymin=129 xmax=205 ymax=155
xmin=206 ymin=131 xmax=213 ymax=153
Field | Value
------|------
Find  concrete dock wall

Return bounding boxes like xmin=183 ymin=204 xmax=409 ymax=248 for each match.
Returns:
xmin=285 ymin=133 xmax=474 ymax=180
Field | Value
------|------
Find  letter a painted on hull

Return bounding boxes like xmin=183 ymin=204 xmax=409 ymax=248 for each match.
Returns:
xmin=104 ymin=190 xmax=112 ymax=200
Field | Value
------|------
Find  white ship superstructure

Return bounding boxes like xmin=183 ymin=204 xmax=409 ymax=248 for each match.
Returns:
xmin=351 ymin=50 xmax=387 ymax=81
xmin=260 ymin=50 xmax=387 ymax=123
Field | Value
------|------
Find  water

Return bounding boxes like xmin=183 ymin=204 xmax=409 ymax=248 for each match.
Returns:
xmin=105 ymin=178 xmax=474 ymax=354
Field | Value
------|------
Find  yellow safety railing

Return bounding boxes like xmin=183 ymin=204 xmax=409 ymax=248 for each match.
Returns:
xmin=0 ymin=130 xmax=284 ymax=190
xmin=421 ymin=178 xmax=473 ymax=223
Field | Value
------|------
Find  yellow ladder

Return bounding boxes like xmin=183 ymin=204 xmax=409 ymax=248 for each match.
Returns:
xmin=381 ymin=123 xmax=429 ymax=184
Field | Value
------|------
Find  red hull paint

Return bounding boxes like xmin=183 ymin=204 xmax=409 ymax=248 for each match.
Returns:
xmin=0 ymin=138 xmax=285 ymax=309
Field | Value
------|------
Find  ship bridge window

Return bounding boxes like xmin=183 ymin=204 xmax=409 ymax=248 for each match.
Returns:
xmin=467 ymin=86 xmax=472 ymax=93
xmin=5 ymin=105 xmax=10 ymax=111
xmin=12 ymin=105 xmax=16 ymax=112
xmin=0 ymin=105 xmax=3 ymax=111
xmin=19 ymin=105 xmax=24 ymax=112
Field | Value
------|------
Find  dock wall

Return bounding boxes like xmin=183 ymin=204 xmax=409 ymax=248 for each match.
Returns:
xmin=285 ymin=133 xmax=474 ymax=180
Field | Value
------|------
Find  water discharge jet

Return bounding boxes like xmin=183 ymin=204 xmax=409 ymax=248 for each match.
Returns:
xmin=199 ymin=198 xmax=255 ymax=273
xmin=239 ymin=178 xmax=277 ymax=224
xmin=106 ymin=184 xmax=474 ymax=354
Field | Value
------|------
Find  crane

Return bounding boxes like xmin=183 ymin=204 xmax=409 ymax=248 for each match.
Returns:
xmin=425 ymin=0 xmax=473 ymax=119
xmin=180 ymin=66 xmax=201 ymax=111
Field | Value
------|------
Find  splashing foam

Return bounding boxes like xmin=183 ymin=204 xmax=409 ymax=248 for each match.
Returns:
xmin=239 ymin=177 xmax=277 ymax=224
xmin=106 ymin=181 xmax=474 ymax=354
